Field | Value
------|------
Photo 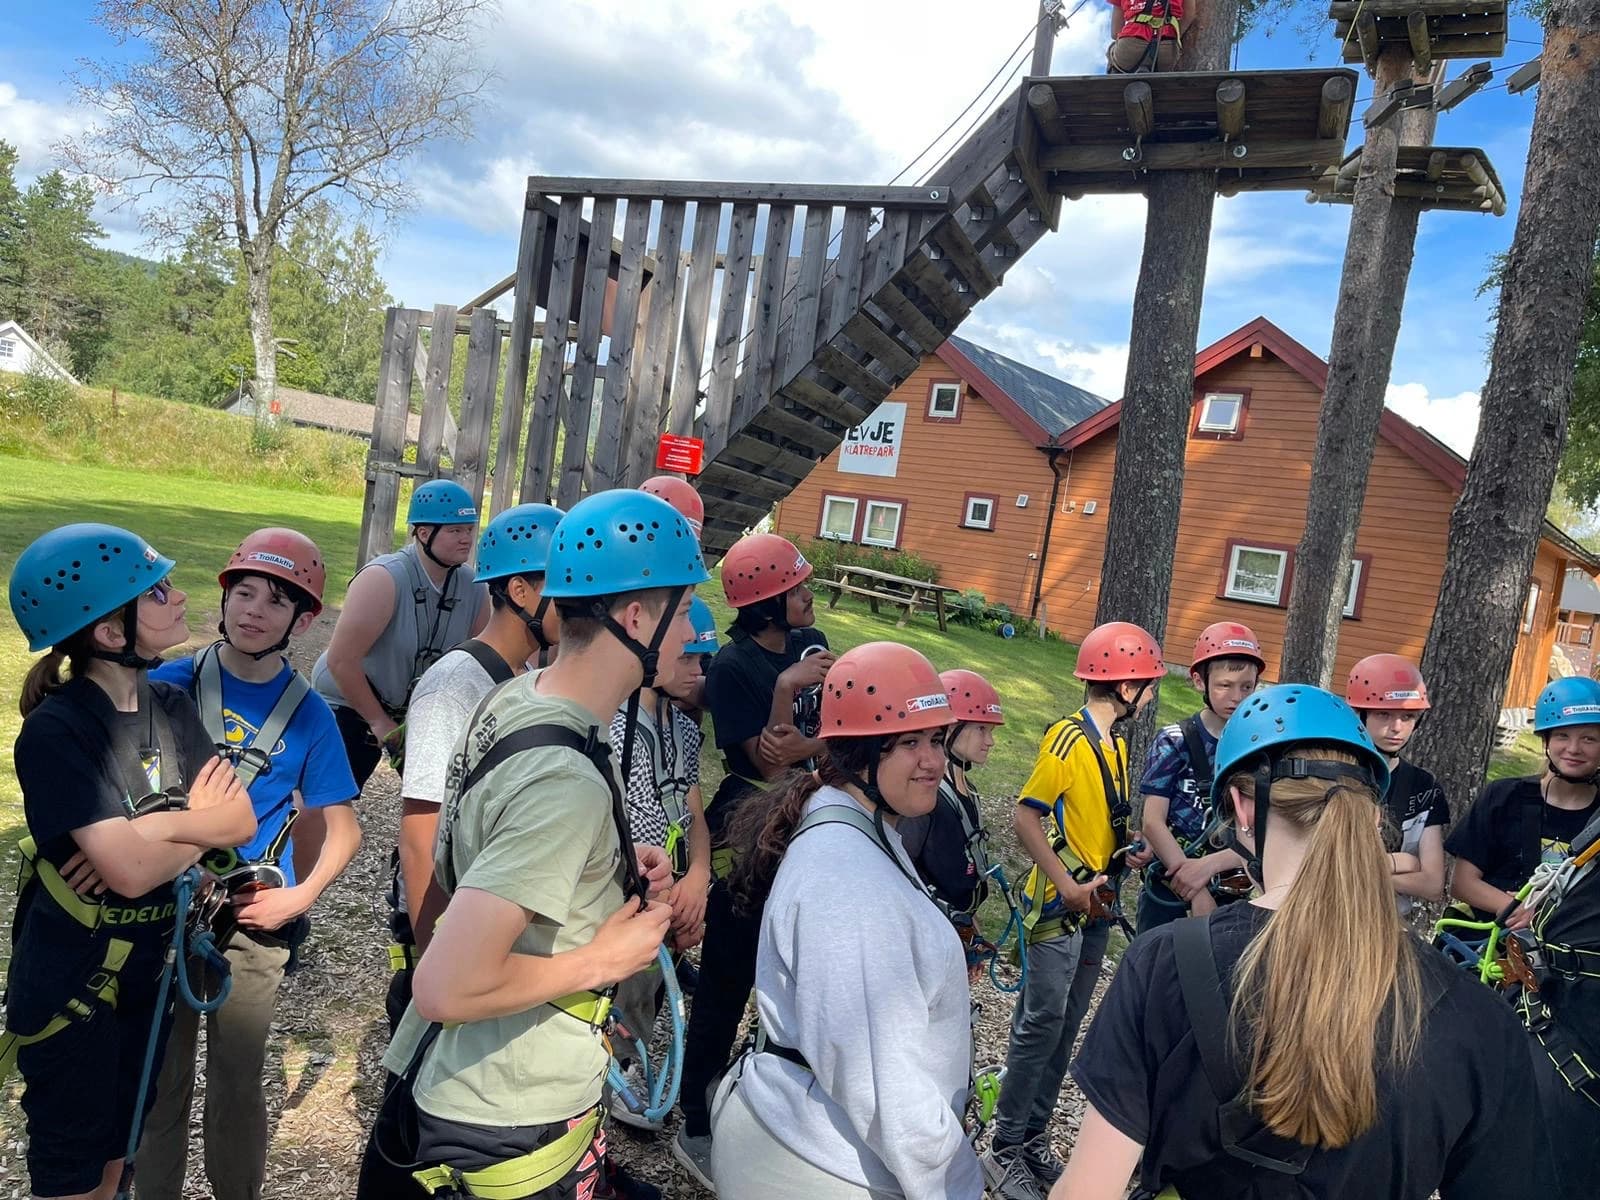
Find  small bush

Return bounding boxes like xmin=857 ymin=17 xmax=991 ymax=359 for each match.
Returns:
xmin=951 ymin=588 xmax=988 ymax=626
xmin=2 ymin=356 xmax=82 ymax=434
xmin=798 ymin=538 xmax=940 ymax=584
xmin=248 ymin=416 xmax=289 ymax=456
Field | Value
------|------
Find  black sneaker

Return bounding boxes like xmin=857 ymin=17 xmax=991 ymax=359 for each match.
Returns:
xmin=601 ymin=1159 xmax=661 ymax=1200
xmin=675 ymin=955 xmax=700 ymax=996
xmin=1020 ymin=1131 xmax=1064 ymax=1188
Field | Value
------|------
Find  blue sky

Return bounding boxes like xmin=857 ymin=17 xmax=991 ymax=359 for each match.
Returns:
xmin=3 ymin=0 xmax=1552 ymax=454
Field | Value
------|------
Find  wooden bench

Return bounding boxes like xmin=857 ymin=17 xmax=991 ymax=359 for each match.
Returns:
xmin=818 ymin=566 xmax=955 ymax=631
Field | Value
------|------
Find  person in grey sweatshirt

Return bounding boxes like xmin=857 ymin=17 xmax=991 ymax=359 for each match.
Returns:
xmin=708 ymin=641 xmax=984 ymax=1200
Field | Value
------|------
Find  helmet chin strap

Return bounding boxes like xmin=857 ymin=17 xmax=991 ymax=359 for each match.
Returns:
xmin=1545 ymin=749 xmax=1600 ymax=787
xmin=217 ymin=590 xmax=292 ymax=661
xmin=501 ymin=585 xmax=554 ymax=665
xmin=1229 ymin=756 xmax=1381 ymax=889
xmin=417 ymin=525 xmax=460 ymax=575
xmin=1199 ymin=663 xmax=1218 ymax=714
xmin=91 ymin=601 xmax=164 ymax=670
xmin=946 ymin=722 xmax=975 ymax=772
xmin=1110 ymin=679 xmax=1152 ymax=727
xmin=597 ymin=586 xmax=687 ymax=692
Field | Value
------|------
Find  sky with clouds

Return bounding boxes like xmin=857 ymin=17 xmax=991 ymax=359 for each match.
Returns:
xmin=3 ymin=0 xmax=1553 ymax=455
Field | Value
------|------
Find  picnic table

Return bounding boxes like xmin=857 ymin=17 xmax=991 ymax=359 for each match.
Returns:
xmin=819 ymin=565 xmax=958 ymax=632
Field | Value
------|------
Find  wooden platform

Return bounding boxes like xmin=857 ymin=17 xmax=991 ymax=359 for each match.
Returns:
xmin=1025 ymin=69 xmax=1359 ymax=197
xmin=1328 ymin=0 xmax=1507 ymax=72
xmin=1309 ymin=145 xmax=1507 ymax=214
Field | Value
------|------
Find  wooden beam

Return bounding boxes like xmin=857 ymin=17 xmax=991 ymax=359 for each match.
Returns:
xmin=454 ymin=308 xmax=500 ymax=513
xmin=524 ymin=177 xmax=952 ymax=208
xmin=491 ymin=202 xmax=548 ymax=515
xmin=700 ymin=202 xmax=758 ymax=462
xmin=720 ymin=431 xmax=821 ymax=482
xmin=780 ymin=205 xmax=832 ymax=386
xmin=1043 ymin=138 xmax=1345 ymax=173
xmin=1027 ymin=82 xmax=1061 ymax=127
xmin=1406 ymin=10 xmax=1434 ymax=72
xmin=815 ymin=343 xmax=893 ymax=406
xmin=931 ymin=220 xmax=999 ymax=297
xmin=1357 ymin=10 xmax=1382 ymax=74
xmin=1124 ymin=81 xmax=1155 ymax=140
xmin=751 ymin=400 xmax=844 ymax=447
xmin=731 ymin=204 xmax=797 ymax=434
xmin=822 ymin=206 xmax=871 ymax=344
xmin=782 ymin=375 xmax=875 ymax=428
xmin=522 ymin=197 xmax=583 ymax=505
xmin=868 ymin=285 xmax=945 ymax=354
xmin=1214 ymin=79 xmax=1246 ymax=140
xmin=697 ymin=460 xmax=796 ymax=504
xmin=1507 ymin=59 xmax=1542 ymax=94
xmin=556 ymin=197 xmax=616 ymax=509
xmin=592 ymin=199 xmax=653 ymax=490
xmin=359 ymin=308 xmax=418 ymax=565
xmin=625 ymin=200 xmax=688 ymax=486
xmin=416 ymin=304 xmax=456 ymax=478
xmin=1317 ymin=75 xmax=1356 ymax=140
xmin=668 ymin=201 xmax=724 ymax=440
xmin=1329 ymin=0 xmax=1507 ymax=16
xmin=842 ymin=312 xmax=920 ymax=380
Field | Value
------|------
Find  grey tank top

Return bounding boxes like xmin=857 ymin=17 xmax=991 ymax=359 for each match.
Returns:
xmin=312 ymin=543 xmax=484 ymax=715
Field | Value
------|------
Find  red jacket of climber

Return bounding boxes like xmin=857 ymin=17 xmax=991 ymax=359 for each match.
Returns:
xmin=1107 ymin=0 xmax=1183 ymax=41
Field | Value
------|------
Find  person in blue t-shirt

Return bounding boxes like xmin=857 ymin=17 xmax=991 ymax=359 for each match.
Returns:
xmin=138 ymin=528 xmax=362 ymax=1200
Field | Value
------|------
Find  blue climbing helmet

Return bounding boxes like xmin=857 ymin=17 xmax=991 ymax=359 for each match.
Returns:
xmin=544 ymin=489 xmax=709 ymax=687
xmin=10 ymin=523 xmax=175 ymax=654
xmin=407 ymin=480 xmax=478 ymax=528
xmin=1211 ymin=683 xmax=1390 ymax=881
xmin=477 ymin=504 xmax=563 ymax=584
xmin=1534 ymin=676 xmax=1600 ymax=735
xmin=684 ymin=596 xmax=718 ymax=655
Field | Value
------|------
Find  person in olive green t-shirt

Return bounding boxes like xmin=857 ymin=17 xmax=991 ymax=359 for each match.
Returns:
xmin=355 ymin=489 xmax=710 ymax=1199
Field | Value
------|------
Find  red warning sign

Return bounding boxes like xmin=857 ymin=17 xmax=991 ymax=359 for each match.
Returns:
xmin=655 ymin=433 xmax=705 ymax=475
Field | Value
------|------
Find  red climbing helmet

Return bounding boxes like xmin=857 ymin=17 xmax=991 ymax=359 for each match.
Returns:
xmin=220 ymin=528 xmax=326 ymax=616
xmin=1192 ymin=621 xmax=1265 ymax=672
xmin=720 ymin=532 xmax=812 ymax=609
xmin=822 ymin=642 xmax=955 ymax=737
xmin=941 ymin=668 xmax=1005 ymax=725
xmin=640 ymin=476 xmax=704 ymax=535
xmin=1074 ymin=621 xmax=1165 ymax=681
xmin=1346 ymin=653 xmax=1431 ymax=711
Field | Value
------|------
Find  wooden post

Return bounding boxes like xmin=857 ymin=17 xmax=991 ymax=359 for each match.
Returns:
xmin=823 ymin=207 xmax=871 ymax=344
xmin=592 ymin=199 xmax=653 ymax=491
xmin=668 ymin=201 xmax=724 ymax=439
xmin=522 ymin=196 xmax=584 ymax=505
xmin=1406 ymin=10 xmax=1434 ymax=72
xmin=491 ymin=200 xmax=549 ymax=515
xmin=734 ymin=204 xmax=796 ymax=433
xmin=779 ymin=206 xmax=831 ymax=387
xmin=1215 ymin=78 xmax=1246 ymax=140
xmin=556 ymin=197 xmax=617 ymax=509
xmin=416 ymin=303 xmax=456 ymax=477
xmin=1317 ymin=75 xmax=1356 ymax=140
xmin=1030 ymin=0 xmax=1059 ymax=74
xmin=1356 ymin=10 xmax=1382 ymax=74
xmin=701 ymin=202 xmax=758 ymax=462
xmin=625 ymin=200 xmax=688 ymax=486
xmin=359 ymin=307 xmax=420 ymax=567
xmin=1027 ymin=83 xmax=1061 ymax=128
xmin=1124 ymin=82 xmax=1156 ymax=140
xmin=454 ymin=307 xmax=501 ymax=513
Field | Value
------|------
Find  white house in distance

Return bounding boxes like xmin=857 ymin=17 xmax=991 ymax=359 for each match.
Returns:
xmin=0 ymin=321 xmax=78 ymax=385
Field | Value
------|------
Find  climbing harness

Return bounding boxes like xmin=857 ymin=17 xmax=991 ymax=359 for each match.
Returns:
xmin=633 ymin=694 xmax=697 ymax=876
xmin=402 ymin=549 xmax=463 ymax=705
xmin=194 ymin=641 xmax=312 ymax=788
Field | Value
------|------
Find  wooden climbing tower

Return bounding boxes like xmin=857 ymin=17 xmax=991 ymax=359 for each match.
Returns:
xmin=359 ymin=70 xmax=1363 ymax=561
xmin=1026 ymin=68 xmax=1359 ymax=198
xmin=1310 ymin=144 xmax=1507 ymax=214
xmin=1330 ymin=0 xmax=1507 ymax=73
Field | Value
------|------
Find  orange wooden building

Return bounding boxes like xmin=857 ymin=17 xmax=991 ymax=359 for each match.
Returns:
xmin=771 ymin=317 xmax=1600 ymax=712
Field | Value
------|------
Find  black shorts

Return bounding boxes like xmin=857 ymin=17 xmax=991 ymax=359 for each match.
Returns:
xmin=333 ymin=703 xmax=385 ymax=791
xmin=357 ymin=1072 xmax=607 ymax=1199
xmin=15 ymin=970 xmax=174 ymax=1195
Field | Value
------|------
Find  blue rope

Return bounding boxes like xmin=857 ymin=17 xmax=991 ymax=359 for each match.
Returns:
xmin=977 ymin=864 xmax=1029 ymax=995
xmin=605 ymin=945 xmax=686 ymax=1124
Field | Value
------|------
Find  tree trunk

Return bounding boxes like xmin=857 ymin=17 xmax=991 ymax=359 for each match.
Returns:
xmin=246 ymin=252 xmax=278 ymax=424
xmin=1279 ymin=48 xmax=1430 ymax=686
xmin=1092 ymin=0 xmax=1236 ymax=767
xmin=1409 ymin=0 xmax=1600 ymax=819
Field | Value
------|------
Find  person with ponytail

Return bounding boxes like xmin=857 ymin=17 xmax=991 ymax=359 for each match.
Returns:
xmin=1055 ymin=685 xmax=1554 ymax=1200
xmin=1447 ymin=675 xmax=1600 ymax=928
xmin=7 ymin=523 xmax=257 ymax=1200
xmin=709 ymin=641 xmax=982 ymax=1200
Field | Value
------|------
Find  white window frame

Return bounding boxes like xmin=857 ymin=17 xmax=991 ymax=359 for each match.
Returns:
xmin=1524 ymin=581 xmax=1542 ymax=635
xmin=0 ymin=338 xmax=14 ymax=359
xmin=1224 ymin=544 xmax=1289 ymax=606
xmin=1197 ymin=391 xmax=1244 ymax=434
xmin=861 ymin=500 xmax=903 ymax=548
xmin=928 ymin=382 xmax=961 ymax=419
xmin=963 ymin=495 xmax=996 ymax=531
xmin=1342 ymin=559 xmax=1363 ymax=618
xmin=819 ymin=494 xmax=858 ymax=542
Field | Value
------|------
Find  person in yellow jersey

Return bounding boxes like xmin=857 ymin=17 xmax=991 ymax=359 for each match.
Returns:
xmin=981 ymin=622 xmax=1161 ymax=1200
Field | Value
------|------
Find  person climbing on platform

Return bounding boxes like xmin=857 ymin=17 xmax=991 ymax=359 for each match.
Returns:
xmin=981 ymin=621 xmax=1161 ymax=1200
xmin=1136 ymin=621 xmax=1261 ymax=934
xmin=710 ymin=641 xmax=983 ymax=1200
xmin=136 ymin=529 xmax=362 ymax=1200
xmin=1106 ymin=0 xmax=1183 ymax=73
xmin=386 ymin=504 xmax=562 ymax=1033
xmin=312 ymin=478 xmax=489 ymax=790
xmin=355 ymin=488 xmax=705 ymax=1200
xmin=672 ymin=531 xmax=832 ymax=1192
xmin=606 ymin=595 xmax=717 ymax=1133
xmin=1446 ymin=675 xmax=1600 ymax=928
xmin=5 ymin=523 xmax=257 ymax=1200
xmin=1345 ymin=654 xmax=1447 ymax=916
xmin=1054 ymin=684 xmax=1557 ymax=1200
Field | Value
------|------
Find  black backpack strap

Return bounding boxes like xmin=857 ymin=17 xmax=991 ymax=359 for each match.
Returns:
xmin=1061 ymin=714 xmax=1132 ymax=865
xmin=459 ymin=722 xmax=648 ymax=903
xmin=1179 ymin=714 xmax=1215 ymax=806
xmin=454 ymin=638 xmax=515 ymax=686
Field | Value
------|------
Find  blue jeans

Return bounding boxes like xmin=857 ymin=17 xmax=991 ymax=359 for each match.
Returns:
xmin=992 ymin=920 xmax=1112 ymax=1144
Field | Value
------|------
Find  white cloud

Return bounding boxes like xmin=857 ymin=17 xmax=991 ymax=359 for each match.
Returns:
xmin=0 ymin=81 xmax=85 ymax=176
xmin=1385 ymin=382 xmax=1481 ymax=456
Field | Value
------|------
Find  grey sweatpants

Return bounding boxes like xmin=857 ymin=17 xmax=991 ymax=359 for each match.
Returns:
xmin=992 ymin=920 xmax=1111 ymax=1144
xmin=137 ymin=930 xmax=291 ymax=1200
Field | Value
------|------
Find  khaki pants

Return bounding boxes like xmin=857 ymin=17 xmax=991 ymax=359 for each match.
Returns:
xmin=137 ymin=930 xmax=291 ymax=1200
xmin=1107 ymin=35 xmax=1179 ymax=72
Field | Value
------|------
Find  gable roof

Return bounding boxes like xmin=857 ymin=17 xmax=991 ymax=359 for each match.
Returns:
xmin=228 ymin=386 xmax=424 ymax=443
xmin=1055 ymin=315 xmax=1600 ymax=572
xmin=0 ymin=320 xmax=79 ymax=385
xmin=1562 ymin=567 xmax=1600 ymax=616
xmin=936 ymin=335 xmax=1110 ymax=444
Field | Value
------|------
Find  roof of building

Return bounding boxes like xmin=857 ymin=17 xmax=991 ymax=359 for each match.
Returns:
xmin=229 ymin=386 xmax=422 ymax=442
xmin=1562 ymin=566 xmax=1600 ymax=615
xmin=0 ymin=320 xmax=79 ymax=385
xmin=936 ymin=335 xmax=1111 ymax=444
xmin=1055 ymin=315 xmax=1600 ymax=573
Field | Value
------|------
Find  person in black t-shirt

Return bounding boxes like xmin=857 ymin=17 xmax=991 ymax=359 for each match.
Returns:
xmin=6 ymin=524 xmax=257 ymax=1200
xmin=1345 ymin=654 xmax=1447 ymax=916
xmin=1447 ymin=676 xmax=1600 ymax=928
xmin=1057 ymin=685 xmax=1554 ymax=1200
xmin=673 ymin=532 xmax=832 ymax=1191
